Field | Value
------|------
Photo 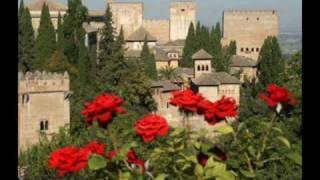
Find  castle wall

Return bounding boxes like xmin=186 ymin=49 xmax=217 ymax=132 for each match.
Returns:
xmin=170 ymin=2 xmax=196 ymax=41
xmin=199 ymin=86 xmax=219 ymax=102
xmin=194 ymin=60 xmax=212 ymax=78
xmin=222 ymin=10 xmax=279 ymax=60
xmin=143 ymin=19 xmax=170 ymax=42
xmin=230 ymin=67 xmax=257 ymax=82
xmin=18 ymin=71 xmax=70 ymax=153
xmin=109 ymin=3 xmax=143 ymax=39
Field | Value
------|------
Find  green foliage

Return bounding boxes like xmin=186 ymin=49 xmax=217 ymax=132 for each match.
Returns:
xmin=141 ymin=36 xmax=158 ymax=80
xmin=56 ymin=12 xmax=65 ymax=51
xmin=181 ymin=22 xmax=197 ymax=67
xmin=227 ymin=40 xmax=237 ymax=56
xmin=44 ymin=50 xmax=78 ymax=76
xmin=158 ymin=66 xmax=181 ymax=81
xmin=18 ymin=6 xmax=35 ymax=72
xmin=257 ymin=36 xmax=285 ymax=87
xmin=62 ymin=0 xmax=88 ymax=64
xmin=34 ymin=3 xmax=56 ymax=70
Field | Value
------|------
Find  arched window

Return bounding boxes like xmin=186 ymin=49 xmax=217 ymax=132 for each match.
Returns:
xmin=251 ymin=48 xmax=254 ymax=52
xmin=256 ymin=48 xmax=259 ymax=52
xmin=246 ymin=48 xmax=249 ymax=51
xmin=241 ymin=48 xmax=244 ymax=52
xmin=197 ymin=65 xmax=201 ymax=71
xmin=202 ymin=65 xmax=205 ymax=71
xmin=257 ymin=17 xmax=260 ymax=21
xmin=206 ymin=65 xmax=209 ymax=71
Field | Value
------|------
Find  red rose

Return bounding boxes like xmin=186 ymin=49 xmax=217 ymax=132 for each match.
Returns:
xmin=81 ymin=93 xmax=126 ymax=127
xmin=106 ymin=149 xmax=145 ymax=174
xmin=197 ymin=152 xmax=209 ymax=167
xmin=84 ymin=140 xmax=105 ymax=156
xmin=135 ymin=114 xmax=169 ymax=143
xmin=170 ymin=89 xmax=205 ymax=113
xmin=259 ymin=84 xmax=297 ymax=109
xmin=48 ymin=146 xmax=91 ymax=177
xmin=198 ymin=96 xmax=238 ymax=125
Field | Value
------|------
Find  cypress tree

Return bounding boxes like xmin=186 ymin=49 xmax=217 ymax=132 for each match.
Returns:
xmin=63 ymin=0 xmax=88 ymax=64
xmin=44 ymin=50 xmax=78 ymax=76
xmin=257 ymin=36 xmax=284 ymax=87
xmin=18 ymin=0 xmax=24 ymax=18
xmin=56 ymin=11 xmax=65 ymax=51
xmin=200 ymin=25 xmax=210 ymax=52
xmin=195 ymin=21 xmax=201 ymax=50
xmin=19 ymin=6 xmax=36 ymax=72
xmin=181 ymin=22 xmax=196 ymax=67
xmin=210 ymin=22 xmax=225 ymax=71
xmin=141 ymin=36 xmax=158 ymax=80
xmin=34 ymin=4 xmax=56 ymax=70
xmin=227 ymin=40 xmax=237 ymax=55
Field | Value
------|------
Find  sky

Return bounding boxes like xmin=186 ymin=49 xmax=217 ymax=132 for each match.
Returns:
xmin=24 ymin=0 xmax=302 ymax=33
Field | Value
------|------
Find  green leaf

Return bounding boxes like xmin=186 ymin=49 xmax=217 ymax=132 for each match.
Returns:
xmin=240 ymin=169 xmax=255 ymax=178
xmin=237 ymin=122 xmax=245 ymax=132
xmin=272 ymin=127 xmax=283 ymax=134
xmin=205 ymin=157 xmax=216 ymax=169
xmin=247 ymin=146 xmax=256 ymax=157
xmin=215 ymin=170 xmax=235 ymax=180
xmin=170 ymin=128 xmax=184 ymax=137
xmin=277 ymin=136 xmax=291 ymax=149
xmin=195 ymin=164 xmax=204 ymax=177
xmin=88 ymin=154 xmax=107 ymax=170
xmin=214 ymin=124 xmax=234 ymax=135
xmin=119 ymin=172 xmax=131 ymax=180
xmin=286 ymin=152 xmax=302 ymax=166
xmin=154 ymin=173 xmax=168 ymax=180
xmin=194 ymin=141 xmax=201 ymax=150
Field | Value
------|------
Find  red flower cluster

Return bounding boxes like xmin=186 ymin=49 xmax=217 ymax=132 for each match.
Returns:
xmin=135 ymin=114 xmax=169 ymax=143
xmin=81 ymin=93 xmax=126 ymax=126
xmin=107 ymin=149 xmax=145 ymax=174
xmin=198 ymin=96 xmax=238 ymax=125
xmin=259 ymin=84 xmax=297 ymax=109
xmin=170 ymin=89 xmax=205 ymax=113
xmin=48 ymin=141 xmax=105 ymax=177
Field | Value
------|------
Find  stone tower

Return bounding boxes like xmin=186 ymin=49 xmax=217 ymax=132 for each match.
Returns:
xmin=192 ymin=49 xmax=213 ymax=78
xmin=18 ymin=71 xmax=71 ymax=153
xmin=109 ymin=2 xmax=144 ymax=39
xmin=170 ymin=1 xmax=196 ymax=41
xmin=221 ymin=10 xmax=279 ymax=60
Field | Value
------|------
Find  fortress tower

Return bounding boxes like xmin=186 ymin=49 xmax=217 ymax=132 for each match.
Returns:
xmin=170 ymin=1 xmax=196 ymax=41
xmin=108 ymin=2 xmax=144 ymax=39
xmin=221 ymin=10 xmax=279 ymax=60
xmin=18 ymin=71 xmax=70 ymax=153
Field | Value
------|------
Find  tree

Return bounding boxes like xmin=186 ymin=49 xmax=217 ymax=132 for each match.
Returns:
xmin=195 ymin=21 xmax=202 ymax=50
xmin=44 ymin=50 xmax=78 ymax=76
xmin=62 ymin=0 xmax=88 ymax=64
xmin=34 ymin=3 xmax=56 ymax=70
xmin=18 ymin=6 xmax=35 ymax=72
xmin=200 ymin=25 xmax=210 ymax=52
xmin=257 ymin=36 xmax=284 ymax=87
xmin=141 ymin=36 xmax=158 ymax=80
xmin=181 ymin=22 xmax=196 ymax=67
xmin=158 ymin=66 xmax=181 ymax=81
xmin=56 ymin=12 xmax=65 ymax=51
xmin=227 ymin=40 xmax=237 ymax=55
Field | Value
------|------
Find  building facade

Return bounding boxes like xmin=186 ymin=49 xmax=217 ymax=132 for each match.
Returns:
xmin=18 ymin=71 xmax=71 ymax=153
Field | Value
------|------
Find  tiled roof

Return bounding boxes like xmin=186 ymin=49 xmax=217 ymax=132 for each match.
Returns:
xmin=192 ymin=49 xmax=213 ymax=60
xmin=150 ymin=80 xmax=180 ymax=92
xmin=155 ymin=49 xmax=169 ymax=61
xmin=27 ymin=0 xmax=67 ymax=11
xmin=126 ymin=27 xmax=157 ymax=42
xmin=211 ymin=72 xmax=241 ymax=84
xmin=163 ymin=39 xmax=185 ymax=46
xmin=193 ymin=74 xmax=220 ymax=86
xmin=230 ymin=55 xmax=257 ymax=67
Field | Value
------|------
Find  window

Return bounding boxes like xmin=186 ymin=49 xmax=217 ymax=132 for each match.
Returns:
xmin=181 ymin=8 xmax=185 ymax=12
xmin=241 ymin=48 xmax=244 ymax=52
xmin=256 ymin=48 xmax=259 ymax=52
xmin=206 ymin=65 xmax=209 ymax=71
xmin=197 ymin=65 xmax=200 ymax=71
xmin=201 ymin=65 xmax=205 ymax=71
xmin=246 ymin=17 xmax=249 ymax=20
xmin=40 ymin=120 xmax=48 ymax=131
xmin=246 ymin=48 xmax=249 ymax=51
xmin=251 ymin=48 xmax=254 ymax=51
xmin=257 ymin=17 xmax=260 ymax=21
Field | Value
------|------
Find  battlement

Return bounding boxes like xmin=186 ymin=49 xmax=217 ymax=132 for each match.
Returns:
xmin=170 ymin=1 xmax=195 ymax=9
xmin=143 ymin=19 xmax=169 ymax=23
xmin=223 ymin=9 xmax=278 ymax=16
xmin=18 ymin=71 xmax=69 ymax=94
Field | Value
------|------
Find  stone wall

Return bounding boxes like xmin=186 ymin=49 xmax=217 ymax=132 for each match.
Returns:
xmin=170 ymin=2 xmax=196 ymax=41
xmin=198 ymin=86 xmax=219 ymax=102
xmin=109 ymin=2 xmax=143 ymax=39
xmin=194 ymin=60 xmax=212 ymax=78
xmin=218 ymin=84 xmax=240 ymax=105
xmin=143 ymin=19 xmax=170 ymax=42
xmin=18 ymin=71 xmax=70 ymax=153
xmin=222 ymin=10 xmax=279 ymax=60
xmin=230 ymin=67 xmax=257 ymax=82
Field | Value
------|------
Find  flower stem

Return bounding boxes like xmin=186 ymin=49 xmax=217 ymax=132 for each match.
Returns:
xmin=256 ymin=112 xmax=277 ymax=163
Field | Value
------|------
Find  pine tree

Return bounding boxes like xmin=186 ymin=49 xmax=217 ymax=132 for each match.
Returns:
xmin=257 ymin=36 xmax=284 ymax=87
xmin=18 ymin=0 xmax=24 ymax=18
xmin=181 ymin=22 xmax=196 ymax=67
xmin=56 ymin=12 xmax=65 ymax=51
xmin=195 ymin=21 xmax=201 ymax=50
xmin=19 ymin=7 xmax=35 ymax=72
xmin=210 ymin=22 xmax=224 ymax=71
xmin=34 ymin=3 xmax=56 ymax=70
xmin=141 ymin=36 xmax=158 ymax=80
xmin=200 ymin=25 xmax=210 ymax=52
xmin=227 ymin=40 xmax=237 ymax=55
